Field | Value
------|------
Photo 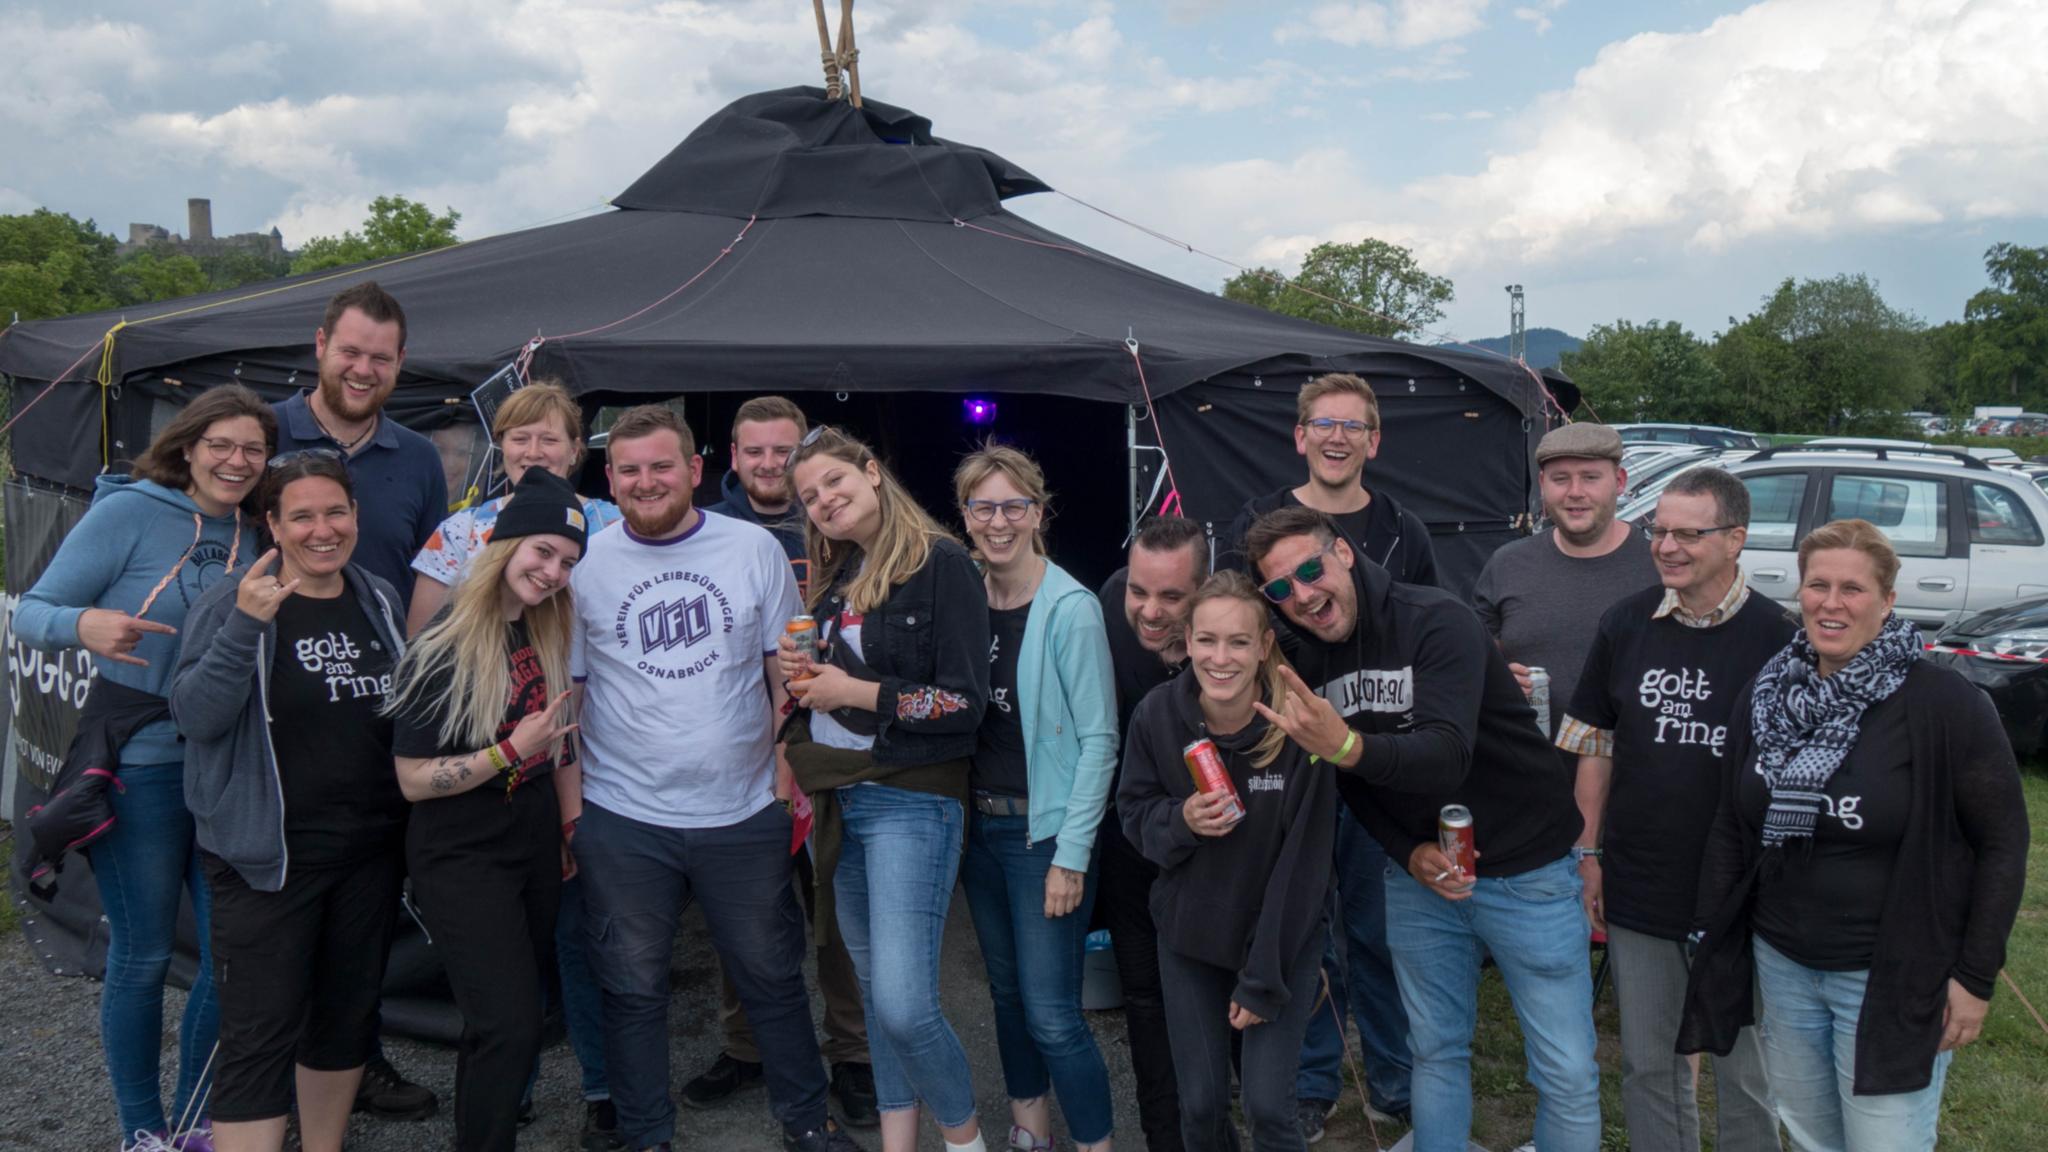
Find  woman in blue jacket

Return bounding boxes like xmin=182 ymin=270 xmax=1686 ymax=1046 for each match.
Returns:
xmin=952 ymin=444 xmax=1117 ymax=1152
xmin=15 ymin=384 xmax=273 ymax=1152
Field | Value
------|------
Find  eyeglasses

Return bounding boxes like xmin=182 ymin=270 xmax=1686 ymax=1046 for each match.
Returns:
xmin=267 ymin=447 xmax=346 ymax=470
xmin=198 ymin=437 xmax=269 ymax=462
xmin=1259 ymin=540 xmax=1337 ymax=603
xmin=963 ymin=498 xmax=1036 ymax=524
xmin=1645 ymin=524 xmax=1739 ymax=546
xmin=800 ymin=424 xmax=833 ymax=448
xmin=1303 ymin=417 xmax=1375 ymax=437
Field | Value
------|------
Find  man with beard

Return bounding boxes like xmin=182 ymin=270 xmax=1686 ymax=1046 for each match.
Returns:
xmin=688 ymin=396 xmax=878 ymax=1130
xmin=569 ymin=405 xmax=859 ymax=1152
xmin=1472 ymin=422 xmax=1657 ymax=744
xmin=1094 ymin=516 xmax=1207 ymax=1152
xmin=273 ymin=282 xmax=447 ymax=614
xmin=272 ymin=281 xmax=446 ymax=1121
xmin=1248 ymin=505 xmax=1600 ymax=1152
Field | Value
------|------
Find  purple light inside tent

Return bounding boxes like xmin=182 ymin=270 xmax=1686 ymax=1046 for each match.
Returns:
xmin=963 ymin=397 xmax=998 ymax=425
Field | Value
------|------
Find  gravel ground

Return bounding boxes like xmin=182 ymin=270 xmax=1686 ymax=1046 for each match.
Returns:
xmin=0 ymin=889 xmax=1422 ymax=1152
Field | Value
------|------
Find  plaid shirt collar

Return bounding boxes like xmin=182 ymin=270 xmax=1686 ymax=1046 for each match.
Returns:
xmin=1653 ymin=566 xmax=1751 ymax=629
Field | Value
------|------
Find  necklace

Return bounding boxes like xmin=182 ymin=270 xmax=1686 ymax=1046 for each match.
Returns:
xmin=312 ymin=403 xmax=374 ymax=452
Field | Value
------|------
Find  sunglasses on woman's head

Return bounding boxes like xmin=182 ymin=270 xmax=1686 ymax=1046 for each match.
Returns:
xmin=267 ymin=447 xmax=345 ymax=470
xmin=1259 ymin=540 xmax=1337 ymax=604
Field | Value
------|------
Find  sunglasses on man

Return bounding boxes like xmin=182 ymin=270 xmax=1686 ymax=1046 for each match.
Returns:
xmin=1259 ymin=539 xmax=1338 ymax=604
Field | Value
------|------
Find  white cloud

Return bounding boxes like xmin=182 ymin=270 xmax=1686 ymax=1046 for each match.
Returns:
xmin=1512 ymin=0 xmax=1566 ymax=36
xmin=1276 ymin=0 xmax=1491 ymax=48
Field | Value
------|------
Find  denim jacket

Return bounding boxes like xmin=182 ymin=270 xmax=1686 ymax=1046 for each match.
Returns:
xmin=1014 ymin=561 xmax=1119 ymax=873
xmin=816 ymin=536 xmax=990 ymax=767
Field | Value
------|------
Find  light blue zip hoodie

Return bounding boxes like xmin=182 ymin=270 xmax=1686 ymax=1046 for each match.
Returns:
xmin=13 ymin=475 xmax=258 ymax=767
xmin=1015 ymin=560 xmax=1120 ymax=874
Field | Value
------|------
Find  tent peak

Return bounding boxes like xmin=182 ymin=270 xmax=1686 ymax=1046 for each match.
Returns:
xmin=612 ymin=87 xmax=1050 ymax=222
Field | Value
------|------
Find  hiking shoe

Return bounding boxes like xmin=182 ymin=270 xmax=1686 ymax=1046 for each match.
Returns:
xmin=830 ymin=1061 xmax=879 ymax=1129
xmin=783 ymin=1118 xmax=865 ymax=1152
xmin=354 ymin=1054 xmax=439 ymax=1120
xmin=1297 ymin=1098 xmax=1332 ymax=1145
xmin=681 ymin=1053 xmax=764 ymax=1109
xmin=582 ymin=1098 xmax=626 ymax=1152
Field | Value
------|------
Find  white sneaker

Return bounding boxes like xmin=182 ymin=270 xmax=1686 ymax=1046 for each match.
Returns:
xmin=123 ymin=1133 xmax=175 ymax=1152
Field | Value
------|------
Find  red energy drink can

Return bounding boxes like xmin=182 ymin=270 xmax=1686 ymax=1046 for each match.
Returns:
xmin=786 ymin=616 xmax=819 ymax=681
xmin=1183 ymin=738 xmax=1246 ymax=825
xmin=1439 ymin=804 xmax=1476 ymax=878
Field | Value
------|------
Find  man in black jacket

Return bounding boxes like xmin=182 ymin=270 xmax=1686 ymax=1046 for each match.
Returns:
xmin=1247 ymin=505 xmax=1600 ymax=1152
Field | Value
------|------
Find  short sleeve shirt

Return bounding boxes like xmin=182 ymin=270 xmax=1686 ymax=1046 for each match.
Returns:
xmin=413 ymin=493 xmax=623 ymax=586
xmin=268 ymin=591 xmax=402 ymax=865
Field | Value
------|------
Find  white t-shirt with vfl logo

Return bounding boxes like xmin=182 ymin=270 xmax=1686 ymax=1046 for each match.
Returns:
xmin=571 ymin=510 xmax=800 ymax=829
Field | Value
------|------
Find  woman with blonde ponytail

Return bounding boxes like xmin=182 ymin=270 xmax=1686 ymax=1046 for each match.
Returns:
xmin=1115 ymin=571 xmax=1334 ymax=1152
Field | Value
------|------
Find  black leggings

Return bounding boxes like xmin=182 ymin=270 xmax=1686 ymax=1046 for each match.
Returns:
xmin=1159 ymin=928 xmax=1325 ymax=1152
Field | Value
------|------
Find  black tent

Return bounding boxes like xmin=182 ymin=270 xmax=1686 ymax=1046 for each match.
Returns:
xmin=3 ymin=87 xmax=1560 ymax=1012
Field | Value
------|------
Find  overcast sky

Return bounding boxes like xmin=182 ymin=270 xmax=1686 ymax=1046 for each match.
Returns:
xmin=4 ymin=0 xmax=2044 ymax=342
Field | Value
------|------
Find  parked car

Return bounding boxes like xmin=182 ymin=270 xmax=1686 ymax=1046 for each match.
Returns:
xmin=1805 ymin=437 xmax=2021 ymax=466
xmin=1624 ymin=442 xmax=2048 ymax=629
xmin=1924 ymin=594 xmax=2048 ymax=759
xmin=1609 ymin=422 xmax=1768 ymax=449
xmin=1616 ymin=449 xmax=1759 ymax=519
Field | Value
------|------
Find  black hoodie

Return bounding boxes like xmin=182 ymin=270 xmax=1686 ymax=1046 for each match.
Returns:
xmin=1116 ymin=668 xmax=1335 ymax=1020
xmin=1281 ymin=554 xmax=1581 ymax=877
xmin=705 ymin=470 xmax=809 ymax=595
xmin=1220 ymin=484 xmax=1438 ymax=588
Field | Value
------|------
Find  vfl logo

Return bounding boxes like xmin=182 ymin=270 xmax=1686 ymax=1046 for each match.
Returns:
xmin=639 ymin=594 xmax=712 ymax=652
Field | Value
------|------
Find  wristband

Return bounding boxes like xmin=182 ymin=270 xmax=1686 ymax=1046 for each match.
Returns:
xmin=496 ymin=740 xmax=521 ymax=772
xmin=485 ymin=743 xmax=510 ymax=773
xmin=1311 ymin=729 xmax=1358 ymax=766
xmin=562 ymin=818 xmax=579 ymax=839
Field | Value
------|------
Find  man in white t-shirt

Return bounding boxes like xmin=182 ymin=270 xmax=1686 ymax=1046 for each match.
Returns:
xmin=569 ymin=405 xmax=860 ymax=1152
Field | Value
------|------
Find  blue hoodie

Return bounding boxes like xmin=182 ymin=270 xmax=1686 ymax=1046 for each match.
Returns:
xmin=13 ymin=476 xmax=260 ymax=767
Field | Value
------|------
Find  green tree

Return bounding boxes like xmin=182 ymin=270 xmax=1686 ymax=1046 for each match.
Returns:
xmin=1559 ymin=320 xmax=1723 ymax=424
xmin=290 ymin=195 xmax=462 ymax=274
xmin=0 ymin=209 xmax=121 ymax=321
xmin=1221 ymin=238 xmax=1454 ymax=340
xmin=1956 ymin=242 xmax=2048 ymax=411
xmin=112 ymin=248 xmax=211 ymax=304
xmin=1712 ymin=275 xmax=1925 ymax=435
xmin=196 ymin=245 xmax=293 ymax=291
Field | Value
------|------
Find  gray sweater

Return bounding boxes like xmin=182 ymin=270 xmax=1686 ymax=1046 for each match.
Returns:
xmin=169 ymin=564 xmax=405 ymax=892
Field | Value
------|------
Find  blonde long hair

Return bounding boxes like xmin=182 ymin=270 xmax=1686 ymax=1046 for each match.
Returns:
xmin=1189 ymin=571 xmax=1291 ymax=770
xmin=791 ymin=427 xmax=958 ymax=614
xmin=385 ymin=536 xmax=575 ymax=755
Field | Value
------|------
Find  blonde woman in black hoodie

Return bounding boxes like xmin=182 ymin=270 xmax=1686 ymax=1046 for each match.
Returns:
xmin=1116 ymin=572 xmax=1334 ymax=1152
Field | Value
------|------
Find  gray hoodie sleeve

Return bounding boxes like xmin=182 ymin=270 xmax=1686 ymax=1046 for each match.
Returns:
xmin=169 ymin=581 xmax=264 ymax=744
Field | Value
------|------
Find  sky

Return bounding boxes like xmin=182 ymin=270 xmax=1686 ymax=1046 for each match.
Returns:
xmin=4 ymin=0 xmax=2045 ymax=343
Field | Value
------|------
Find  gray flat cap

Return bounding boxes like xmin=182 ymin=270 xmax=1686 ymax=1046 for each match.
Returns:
xmin=1535 ymin=422 xmax=1624 ymax=465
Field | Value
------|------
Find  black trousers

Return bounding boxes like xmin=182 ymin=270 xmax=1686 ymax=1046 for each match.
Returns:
xmin=409 ymin=782 xmax=563 ymax=1152
xmin=1097 ymin=816 xmax=1184 ymax=1152
xmin=1159 ymin=925 xmax=1324 ymax=1152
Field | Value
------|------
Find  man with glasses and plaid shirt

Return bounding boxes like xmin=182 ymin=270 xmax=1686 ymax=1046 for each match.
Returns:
xmin=1554 ymin=466 xmax=1792 ymax=1152
xmin=1245 ymin=503 xmax=1599 ymax=1152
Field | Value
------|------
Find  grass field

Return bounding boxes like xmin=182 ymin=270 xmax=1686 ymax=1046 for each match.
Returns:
xmin=1321 ymin=765 xmax=2048 ymax=1151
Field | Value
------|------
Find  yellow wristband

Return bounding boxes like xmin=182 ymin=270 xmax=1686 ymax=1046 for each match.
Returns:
xmin=1311 ymin=728 xmax=1358 ymax=766
xmin=485 ymin=743 xmax=509 ymax=773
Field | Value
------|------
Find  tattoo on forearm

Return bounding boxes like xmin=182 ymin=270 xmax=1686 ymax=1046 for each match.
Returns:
xmin=428 ymin=755 xmax=472 ymax=793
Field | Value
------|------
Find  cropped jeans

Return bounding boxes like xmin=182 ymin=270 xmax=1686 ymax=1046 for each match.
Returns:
xmin=91 ymin=760 xmax=219 ymax=1141
xmin=834 ymin=783 xmax=978 ymax=1128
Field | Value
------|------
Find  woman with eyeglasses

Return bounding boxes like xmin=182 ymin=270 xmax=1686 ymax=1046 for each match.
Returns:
xmin=950 ymin=444 xmax=1117 ymax=1152
xmin=16 ymin=384 xmax=276 ymax=1152
xmin=170 ymin=451 xmax=410 ymax=1152
xmin=1116 ymin=571 xmax=1334 ymax=1152
xmin=1681 ymin=520 xmax=2028 ymax=1152
xmin=778 ymin=426 xmax=992 ymax=1152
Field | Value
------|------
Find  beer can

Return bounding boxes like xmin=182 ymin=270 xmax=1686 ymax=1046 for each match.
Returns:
xmin=1527 ymin=665 xmax=1552 ymax=736
xmin=786 ymin=615 xmax=819 ymax=681
xmin=1182 ymin=738 xmax=1246 ymax=825
xmin=1439 ymin=804 xmax=1476 ymax=878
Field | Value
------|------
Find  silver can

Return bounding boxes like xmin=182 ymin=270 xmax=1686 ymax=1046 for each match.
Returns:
xmin=1527 ymin=666 xmax=1551 ymax=736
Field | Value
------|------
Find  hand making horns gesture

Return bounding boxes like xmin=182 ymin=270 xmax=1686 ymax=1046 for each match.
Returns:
xmin=233 ymin=549 xmax=301 ymax=624
xmin=1251 ymin=664 xmax=1354 ymax=764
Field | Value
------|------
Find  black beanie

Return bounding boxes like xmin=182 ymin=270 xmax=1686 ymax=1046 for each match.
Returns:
xmin=493 ymin=470 xmax=588 ymax=550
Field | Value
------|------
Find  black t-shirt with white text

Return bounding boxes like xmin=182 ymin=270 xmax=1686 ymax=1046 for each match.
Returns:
xmin=972 ymin=604 xmax=1031 ymax=798
xmin=1568 ymin=587 xmax=1796 ymax=939
xmin=392 ymin=619 xmax=563 ymax=785
xmin=269 ymin=591 xmax=402 ymax=866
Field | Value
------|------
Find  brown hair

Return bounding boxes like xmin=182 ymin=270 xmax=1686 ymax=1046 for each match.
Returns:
xmin=320 ymin=281 xmax=408 ymax=350
xmin=1133 ymin=516 xmax=1209 ymax=580
xmin=731 ymin=395 xmax=808 ymax=441
xmin=1663 ymin=466 xmax=1751 ymax=527
xmin=1187 ymin=571 xmax=1290 ymax=770
xmin=1296 ymin=372 xmax=1380 ymax=429
xmin=1798 ymin=518 xmax=1901 ymax=595
xmin=952 ymin=441 xmax=1053 ymax=557
xmin=790 ymin=427 xmax=958 ymax=614
xmin=132 ymin=385 xmax=279 ymax=513
xmin=606 ymin=403 xmax=696 ymax=458
xmin=1242 ymin=504 xmax=1338 ymax=577
xmin=494 ymin=379 xmax=587 ymax=465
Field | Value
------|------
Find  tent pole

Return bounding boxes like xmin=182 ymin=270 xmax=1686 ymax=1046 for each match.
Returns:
xmin=1127 ymin=404 xmax=1139 ymax=541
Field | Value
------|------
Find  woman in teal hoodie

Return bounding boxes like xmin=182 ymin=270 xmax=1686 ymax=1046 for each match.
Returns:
xmin=952 ymin=444 xmax=1117 ymax=1152
xmin=14 ymin=384 xmax=273 ymax=1152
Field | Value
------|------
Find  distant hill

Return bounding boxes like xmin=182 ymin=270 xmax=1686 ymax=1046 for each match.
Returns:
xmin=1453 ymin=327 xmax=1583 ymax=370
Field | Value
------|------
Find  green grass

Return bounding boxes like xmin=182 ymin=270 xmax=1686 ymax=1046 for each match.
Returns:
xmin=1322 ymin=763 xmax=2048 ymax=1151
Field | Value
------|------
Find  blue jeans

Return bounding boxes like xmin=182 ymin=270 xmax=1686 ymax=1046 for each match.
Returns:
xmin=1384 ymin=855 xmax=1600 ymax=1152
xmin=961 ymin=810 xmax=1114 ymax=1144
xmin=576 ymin=800 xmax=828 ymax=1149
xmin=1297 ymin=813 xmax=1413 ymax=1113
xmin=90 ymin=760 xmax=218 ymax=1139
xmin=834 ymin=783 xmax=977 ymax=1127
xmin=1753 ymin=938 xmax=1952 ymax=1152
xmin=555 ymin=874 xmax=609 ymax=1100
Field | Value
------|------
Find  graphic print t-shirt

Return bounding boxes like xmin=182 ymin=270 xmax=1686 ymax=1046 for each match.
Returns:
xmin=570 ymin=512 xmax=800 ymax=829
xmin=413 ymin=493 xmax=622 ymax=587
xmin=1568 ymin=587 xmax=1796 ymax=939
xmin=811 ymin=611 xmax=875 ymax=752
xmin=268 ymin=591 xmax=402 ymax=866
xmin=391 ymin=618 xmax=563 ymax=784
xmin=972 ymin=604 xmax=1031 ymax=798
